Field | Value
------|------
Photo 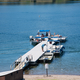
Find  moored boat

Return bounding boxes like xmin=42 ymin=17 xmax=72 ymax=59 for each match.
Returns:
xmin=30 ymin=30 xmax=66 ymax=45
xmin=41 ymin=40 xmax=65 ymax=57
xmin=51 ymin=45 xmax=65 ymax=56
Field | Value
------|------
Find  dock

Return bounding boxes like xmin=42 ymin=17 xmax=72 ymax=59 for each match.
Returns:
xmin=10 ymin=40 xmax=55 ymax=70
xmin=15 ymin=41 xmax=47 ymax=62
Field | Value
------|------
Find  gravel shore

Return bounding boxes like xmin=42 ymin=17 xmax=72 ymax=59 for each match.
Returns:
xmin=23 ymin=75 xmax=80 ymax=80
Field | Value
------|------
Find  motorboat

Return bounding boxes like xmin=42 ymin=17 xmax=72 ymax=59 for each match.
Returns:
xmin=41 ymin=40 xmax=65 ymax=57
xmin=30 ymin=30 xmax=58 ymax=45
xmin=51 ymin=45 xmax=65 ymax=56
xmin=52 ymin=35 xmax=67 ymax=42
xmin=29 ymin=30 xmax=66 ymax=45
xmin=49 ymin=40 xmax=65 ymax=56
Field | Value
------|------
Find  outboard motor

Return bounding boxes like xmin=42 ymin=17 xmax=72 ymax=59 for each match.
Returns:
xmin=29 ymin=36 xmax=34 ymax=41
xmin=48 ymin=36 xmax=51 ymax=40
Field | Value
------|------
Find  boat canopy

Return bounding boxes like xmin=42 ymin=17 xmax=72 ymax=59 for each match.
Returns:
xmin=39 ymin=30 xmax=50 ymax=32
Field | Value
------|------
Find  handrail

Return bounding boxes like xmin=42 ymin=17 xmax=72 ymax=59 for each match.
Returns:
xmin=16 ymin=58 xmax=26 ymax=70
xmin=10 ymin=56 xmax=22 ymax=70
xmin=10 ymin=62 xmax=15 ymax=70
xmin=14 ymin=56 xmax=29 ymax=70
xmin=10 ymin=56 xmax=29 ymax=70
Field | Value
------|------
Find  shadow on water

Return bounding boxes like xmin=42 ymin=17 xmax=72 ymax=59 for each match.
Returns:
xmin=54 ymin=51 xmax=65 ymax=58
xmin=24 ymin=65 xmax=39 ymax=74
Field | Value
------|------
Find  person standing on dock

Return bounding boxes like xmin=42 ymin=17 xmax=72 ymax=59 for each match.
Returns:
xmin=41 ymin=44 xmax=46 ymax=52
xmin=28 ymin=54 xmax=33 ymax=62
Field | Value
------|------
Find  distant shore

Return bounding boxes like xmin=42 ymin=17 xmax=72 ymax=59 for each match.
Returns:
xmin=0 ymin=0 xmax=80 ymax=3
xmin=23 ymin=75 xmax=80 ymax=80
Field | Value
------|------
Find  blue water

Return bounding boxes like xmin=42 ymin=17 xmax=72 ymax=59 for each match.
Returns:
xmin=0 ymin=2 xmax=80 ymax=75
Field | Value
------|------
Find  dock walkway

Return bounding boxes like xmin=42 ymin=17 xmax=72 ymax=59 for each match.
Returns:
xmin=11 ymin=40 xmax=55 ymax=70
xmin=12 ymin=41 xmax=49 ymax=70
xmin=16 ymin=41 xmax=47 ymax=62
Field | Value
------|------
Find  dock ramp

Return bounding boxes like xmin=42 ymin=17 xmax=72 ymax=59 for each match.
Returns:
xmin=14 ymin=61 xmax=26 ymax=70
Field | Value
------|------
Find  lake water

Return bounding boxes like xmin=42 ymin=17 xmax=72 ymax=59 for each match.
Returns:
xmin=0 ymin=2 xmax=80 ymax=75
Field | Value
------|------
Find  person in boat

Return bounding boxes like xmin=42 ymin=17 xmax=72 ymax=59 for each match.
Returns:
xmin=55 ymin=34 xmax=59 ymax=37
xmin=54 ymin=33 xmax=60 ymax=37
xmin=48 ymin=31 xmax=51 ymax=37
xmin=41 ymin=34 xmax=44 ymax=37
xmin=36 ymin=32 xmax=40 ymax=37
xmin=41 ymin=34 xmax=45 ymax=40
xmin=54 ymin=32 xmax=55 ymax=36
xmin=35 ymin=38 xmax=39 ymax=42
xmin=46 ymin=32 xmax=48 ymax=36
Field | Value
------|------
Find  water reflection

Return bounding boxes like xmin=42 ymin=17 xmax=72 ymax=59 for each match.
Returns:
xmin=24 ymin=65 xmax=38 ymax=74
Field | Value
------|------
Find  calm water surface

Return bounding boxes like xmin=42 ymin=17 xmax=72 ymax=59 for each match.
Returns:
xmin=0 ymin=2 xmax=80 ymax=75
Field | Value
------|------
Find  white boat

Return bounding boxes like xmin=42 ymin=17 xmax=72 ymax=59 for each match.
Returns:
xmin=30 ymin=30 xmax=58 ymax=45
xmin=30 ymin=30 xmax=51 ymax=45
xmin=52 ymin=35 xmax=67 ymax=42
xmin=51 ymin=45 xmax=65 ymax=56
xmin=41 ymin=40 xmax=65 ymax=56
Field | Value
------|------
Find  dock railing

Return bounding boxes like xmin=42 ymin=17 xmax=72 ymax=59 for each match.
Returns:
xmin=10 ymin=56 xmax=22 ymax=70
xmin=10 ymin=56 xmax=29 ymax=70
xmin=10 ymin=62 xmax=16 ymax=70
xmin=14 ymin=58 xmax=26 ymax=70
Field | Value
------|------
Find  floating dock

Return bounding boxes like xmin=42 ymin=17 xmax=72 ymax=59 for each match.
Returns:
xmin=10 ymin=40 xmax=55 ymax=70
xmin=15 ymin=41 xmax=47 ymax=63
xmin=10 ymin=39 xmax=65 ymax=70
